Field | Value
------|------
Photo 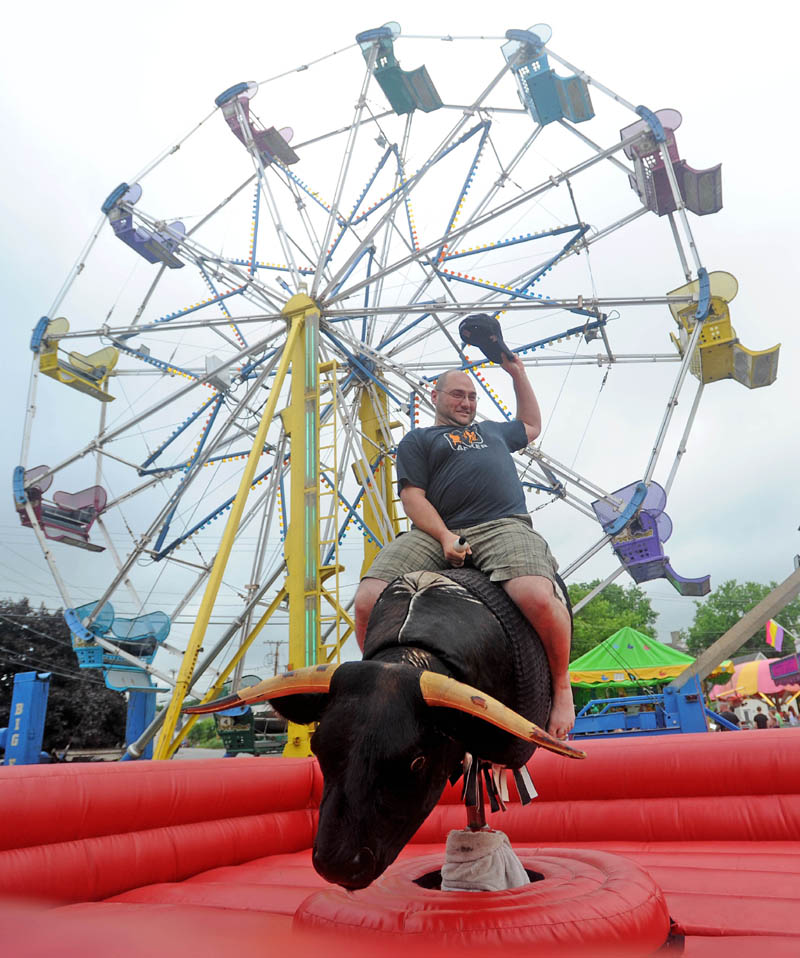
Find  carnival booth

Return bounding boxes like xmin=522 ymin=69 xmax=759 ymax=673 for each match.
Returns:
xmin=569 ymin=626 xmax=696 ymax=693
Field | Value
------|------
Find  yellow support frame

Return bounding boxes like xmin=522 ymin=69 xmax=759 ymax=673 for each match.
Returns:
xmin=152 ymin=300 xmax=405 ymax=760
xmin=281 ymin=295 xmax=321 ymax=756
xmin=153 ymin=305 xmax=303 ymax=760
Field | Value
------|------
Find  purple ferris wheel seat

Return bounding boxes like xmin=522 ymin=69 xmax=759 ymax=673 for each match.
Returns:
xmin=592 ymin=480 xmax=711 ymax=597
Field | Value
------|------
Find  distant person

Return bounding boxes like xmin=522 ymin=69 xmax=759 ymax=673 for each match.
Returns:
xmin=753 ymin=706 xmax=768 ymax=730
xmin=718 ymin=707 xmax=739 ymax=730
xmin=789 ymin=710 xmax=800 ymax=727
xmin=768 ymin=712 xmax=779 ymax=729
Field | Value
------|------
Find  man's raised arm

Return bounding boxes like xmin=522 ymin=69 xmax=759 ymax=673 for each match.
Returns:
xmin=501 ymin=353 xmax=541 ymax=442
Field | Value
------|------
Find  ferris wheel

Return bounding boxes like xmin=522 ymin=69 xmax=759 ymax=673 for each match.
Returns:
xmin=14 ymin=23 xmax=780 ymax=758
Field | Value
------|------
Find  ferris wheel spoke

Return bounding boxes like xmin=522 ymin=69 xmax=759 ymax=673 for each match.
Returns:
xmin=642 ymin=309 xmax=707 ymax=484
xmin=311 ymin=41 xmax=382 ymax=296
xmin=328 ymin=131 xmax=639 ymax=309
xmin=318 ymin=113 xmax=515 ymax=305
xmin=457 ymin=125 xmax=544 ymax=228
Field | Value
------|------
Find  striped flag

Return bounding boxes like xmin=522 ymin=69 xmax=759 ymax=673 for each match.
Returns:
xmin=766 ymin=620 xmax=785 ymax=652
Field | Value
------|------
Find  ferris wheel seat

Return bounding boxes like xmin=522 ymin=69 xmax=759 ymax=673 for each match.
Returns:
xmin=622 ymin=111 xmax=722 ymax=217
xmin=592 ymin=483 xmax=709 ymax=595
xmin=109 ymin=213 xmax=186 ymax=268
xmin=644 ymin=161 xmax=723 ymax=217
xmin=355 ymin=25 xmax=442 ymax=116
xmin=502 ymin=30 xmax=593 ymax=127
xmin=103 ymin=668 xmax=157 ymax=692
xmin=611 ymin=515 xmax=710 ymax=596
xmin=218 ymin=92 xmax=300 ymax=166
xmin=524 ymin=70 xmax=594 ymax=126
xmin=668 ymin=284 xmax=780 ymax=388
xmin=37 ymin=318 xmax=119 ymax=401
xmin=374 ymin=64 xmax=443 ymax=116
xmin=111 ymin=611 xmax=171 ymax=647
xmin=15 ymin=465 xmax=108 ymax=548
xmin=69 ymin=602 xmax=168 ymax=668
xmin=103 ymin=185 xmax=186 ymax=269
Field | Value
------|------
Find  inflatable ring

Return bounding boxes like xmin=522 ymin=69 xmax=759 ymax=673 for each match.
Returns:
xmin=295 ymin=848 xmax=670 ymax=955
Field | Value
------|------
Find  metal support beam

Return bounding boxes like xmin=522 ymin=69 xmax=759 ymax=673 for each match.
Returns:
xmin=281 ymin=294 xmax=321 ymax=757
xmin=152 ymin=316 xmax=299 ymax=759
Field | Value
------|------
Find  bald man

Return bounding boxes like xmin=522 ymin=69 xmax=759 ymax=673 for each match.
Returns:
xmin=354 ymin=355 xmax=575 ymax=740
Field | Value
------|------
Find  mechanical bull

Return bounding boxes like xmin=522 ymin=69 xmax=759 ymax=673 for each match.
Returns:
xmin=185 ymin=568 xmax=585 ymax=889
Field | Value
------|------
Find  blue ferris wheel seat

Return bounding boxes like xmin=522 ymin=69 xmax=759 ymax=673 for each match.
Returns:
xmin=502 ymin=27 xmax=594 ymax=126
xmin=357 ymin=23 xmax=442 ymax=116
xmin=68 ymin=602 xmax=171 ymax=668
xmin=102 ymin=182 xmax=185 ymax=268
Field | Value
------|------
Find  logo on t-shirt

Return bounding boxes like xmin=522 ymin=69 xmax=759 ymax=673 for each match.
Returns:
xmin=443 ymin=426 xmax=486 ymax=452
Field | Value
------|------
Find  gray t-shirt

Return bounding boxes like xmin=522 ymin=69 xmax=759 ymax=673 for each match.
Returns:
xmin=396 ymin=419 xmax=529 ymax=528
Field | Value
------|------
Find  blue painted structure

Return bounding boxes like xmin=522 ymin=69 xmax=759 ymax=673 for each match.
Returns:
xmin=1 ymin=671 xmax=51 ymax=765
xmin=121 ymin=690 xmax=158 ymax=761
xmin=571 ymin=675 xmax=738 ymax=739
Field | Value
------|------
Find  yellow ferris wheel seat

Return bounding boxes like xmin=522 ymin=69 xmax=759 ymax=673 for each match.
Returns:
xmin=667 ymin=271 xmax=779 ymax=389
xmin=38 ymin=318 xmax=118 ymax=402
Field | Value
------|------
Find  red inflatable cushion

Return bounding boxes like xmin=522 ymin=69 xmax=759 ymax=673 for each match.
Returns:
xmin=295 ymin=847 xmax=671 ymax=955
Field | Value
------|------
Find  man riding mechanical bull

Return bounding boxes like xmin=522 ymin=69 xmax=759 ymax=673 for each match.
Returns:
xmin=355 ymin=323 xmax=575 ymax=742
xmin=186 ymin=315 xmax=583 ymax=890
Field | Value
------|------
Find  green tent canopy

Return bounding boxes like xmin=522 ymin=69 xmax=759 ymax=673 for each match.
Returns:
xmin=569 ymin=626 xmax=694 ymax=688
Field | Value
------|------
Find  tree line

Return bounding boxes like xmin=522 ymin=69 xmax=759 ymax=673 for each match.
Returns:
xmin=0 ymin=599 xmax=126 ymax=751
xmin=567 ymin=579 xmax=799 ymax=662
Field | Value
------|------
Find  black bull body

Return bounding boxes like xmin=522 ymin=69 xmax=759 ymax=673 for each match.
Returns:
xmin=185 ymin=568 xmax=582 ymax=889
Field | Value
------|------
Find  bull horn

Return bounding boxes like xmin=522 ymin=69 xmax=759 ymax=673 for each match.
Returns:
xmin=418 ymin=671 xmax=586 ymax=760
xmin=183 ymin=663 xmax=339 ymax=714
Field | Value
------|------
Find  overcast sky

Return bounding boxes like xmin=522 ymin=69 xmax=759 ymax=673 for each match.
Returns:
xmin=1 ymin=0 xmax=797 ymax=675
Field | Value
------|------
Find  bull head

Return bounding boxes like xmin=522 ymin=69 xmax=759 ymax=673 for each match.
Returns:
xmin=186 ymin=664 xmax=584 ymax=889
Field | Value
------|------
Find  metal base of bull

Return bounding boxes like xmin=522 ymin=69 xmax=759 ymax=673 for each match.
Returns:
xmin=462 ymin=753 xmax=538 ymax=828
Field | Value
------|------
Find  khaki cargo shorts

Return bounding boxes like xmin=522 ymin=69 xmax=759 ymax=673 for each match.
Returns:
xmin=364 ymin=515 xmax=560 ymax=588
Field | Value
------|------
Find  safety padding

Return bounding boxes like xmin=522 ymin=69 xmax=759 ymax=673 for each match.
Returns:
xmin=0 ymin=757 xmax=322 ymax=902
xmin=295 ymin=848 xmax=671 ymax=955
xmin=0 ymin=756 xmax=320 ymax=850
xmin=413 ymin=729 xmax=800 ymax=845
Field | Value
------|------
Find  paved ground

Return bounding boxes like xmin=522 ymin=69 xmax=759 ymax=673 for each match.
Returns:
xmin=174 ymin=746 xmax=230 ymax=760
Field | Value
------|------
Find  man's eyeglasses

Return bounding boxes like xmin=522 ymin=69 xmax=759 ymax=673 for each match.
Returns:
xmin=439 ymin=389 xmax=478 ymax=403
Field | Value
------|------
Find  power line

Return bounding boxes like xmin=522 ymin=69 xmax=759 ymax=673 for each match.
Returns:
xmin=0 ymin=649 xmax=108 ymax=687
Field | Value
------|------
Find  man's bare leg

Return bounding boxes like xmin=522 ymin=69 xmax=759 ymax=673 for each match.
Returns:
xmin=502 ymin=575 xmax=575 ymax=739
xmin=354 ymin=576 xmax=389 ymax=652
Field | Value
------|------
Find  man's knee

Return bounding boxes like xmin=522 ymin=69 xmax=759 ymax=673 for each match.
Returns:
xmin=355 ymin=577 xmax=389 ymax=620
xmin=503 ymin=575 xmax=567 ymax=622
